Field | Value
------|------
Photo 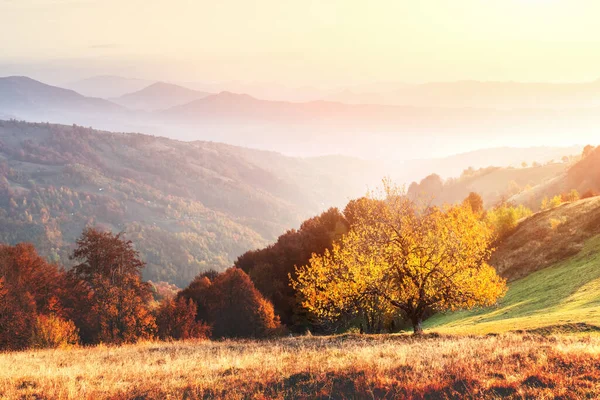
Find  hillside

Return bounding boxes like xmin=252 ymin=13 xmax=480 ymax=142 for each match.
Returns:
xmin=425 ymin=196 xmax=600 ymax=334
xmin=511 ymin=146 xmax=600 ymax=208
xmin=0 ymin=120 xmax=376 ymax=286
xmin=407 ymin=162 xmax=570 ymax=208
xmin=113 ymin=82 xmax=211 ymax=111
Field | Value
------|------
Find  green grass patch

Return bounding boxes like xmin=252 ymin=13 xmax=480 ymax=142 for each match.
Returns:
xmin=425 ymin=235 xmax=600 ymax=334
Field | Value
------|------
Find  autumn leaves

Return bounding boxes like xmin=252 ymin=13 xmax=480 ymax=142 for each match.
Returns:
xmin=292 ymin=183 xmax=507 ymax=334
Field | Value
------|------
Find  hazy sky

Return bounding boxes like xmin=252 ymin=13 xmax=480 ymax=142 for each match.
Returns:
xmin=2 ymin=0 xmax=600 ymax=86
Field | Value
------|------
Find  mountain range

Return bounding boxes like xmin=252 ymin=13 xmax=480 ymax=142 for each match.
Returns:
xmin=112 ymin=82 xmax=211 ymax=111
xmin=1 ymin=75 xmax=598 ymax=159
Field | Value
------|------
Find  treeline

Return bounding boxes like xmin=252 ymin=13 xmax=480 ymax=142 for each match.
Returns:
xmin=234 ymin=183 xmax=597 ymax=334
xmin=3 ymin=173 xmax=596 ymax=349
xmin=234 ymin=189 xmax=534 ymax=334
xmin=0 ymin=228 xmax=280 ymax=351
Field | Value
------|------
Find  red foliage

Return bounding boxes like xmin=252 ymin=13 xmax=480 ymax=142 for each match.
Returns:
xmin=0 ymin=243 xmax=65 ymax=315
xmin=205 ymin=268 xmax=281 ymax=338
xmin=0 ymin=277 xmax=36 ymax=350
xmin=582 ymin=190 xmax=598 ymax=199
xmin=178 ymin=275 xmax=212 ymax=322
xmin=234 ymin=208 xmax=348 ymax=330
xmin=68 ymin=228 xmax=156 ymax=344
xmin=0 ymin=243 xmax=67 ymax=350
xmin=156 ymin=297 xmax=210 ymax=340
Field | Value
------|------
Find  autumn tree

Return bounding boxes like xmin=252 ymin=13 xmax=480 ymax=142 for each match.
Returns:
xmin=234 ymin=208 xmax=348 ymax=331
xmin=291 ymin=230 xmax=395 ymax=333
xmin=0 ymin=243 xmax=65 ymax=315
xmin=206 ymin=268 xmax=281 ymax=338
xmin=485 ymin=203 xmax=532 ymax=239
xmin=0 ymin=276 xmax=36 ymax=350
xmin=69 ymin=228 xmax=156 ymax=344
xmin=178 ymin=275 xmax=212 ymax=322
xmin=155 ymin=297 xmax=210 ymax=340
xmin=344 ymin=197 xmax=387 ymax=228
xmin=462 ymin=192 xmax=484 ymax=215
xmin=561 ymin=189 xmax=580 ymax=203
xmin=582 ymin=190 xmax=598 ymax=199
xmin=30 ymin=314 xmax=79 ymax=349
xmin=583 ymin=145 xmax=596 ymax=158
xmin=293 ymin=182 xmax=506 ymax=334
xmin=0 ymin=243 xmax=67 ymax=350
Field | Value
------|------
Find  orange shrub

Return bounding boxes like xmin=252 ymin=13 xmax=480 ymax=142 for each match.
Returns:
xmin=31 ymin=314 xmax=79 ymax=349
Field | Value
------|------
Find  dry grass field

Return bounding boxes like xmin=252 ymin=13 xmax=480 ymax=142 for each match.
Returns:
xmin=2 ymin=333 xmax=600 ymax=399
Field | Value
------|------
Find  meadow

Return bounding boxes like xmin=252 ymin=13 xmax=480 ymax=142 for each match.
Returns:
xmin=425 ymin=236 xmax=600 ymax=335
xmin=2 ymin=333 xmax=600 ymax=399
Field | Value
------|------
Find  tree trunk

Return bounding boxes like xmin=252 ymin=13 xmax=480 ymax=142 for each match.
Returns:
xmin=411 ymin=315 xmax=423 ymax=335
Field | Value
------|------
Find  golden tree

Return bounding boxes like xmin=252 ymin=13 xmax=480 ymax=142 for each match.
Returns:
xmin=293 ymin=182 xmax=506 ymax=334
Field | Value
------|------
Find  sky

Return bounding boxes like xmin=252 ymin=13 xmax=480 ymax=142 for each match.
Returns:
xmin=2 ymin=0 xmax=600 ymax=86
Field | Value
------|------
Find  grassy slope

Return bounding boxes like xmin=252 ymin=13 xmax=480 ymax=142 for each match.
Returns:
xmin=425 ymin=235 xmax=600 ymax=334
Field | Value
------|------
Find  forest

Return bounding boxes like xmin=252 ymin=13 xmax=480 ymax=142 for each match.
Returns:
xmin=1 ymin=179 xmax=534 ymax=350
xmin=0 ymin=120 xmax=377 ymax=288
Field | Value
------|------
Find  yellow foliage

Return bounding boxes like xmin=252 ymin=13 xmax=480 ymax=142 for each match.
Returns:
xmin=31 ymin=314 xmax=79 ymax=349
xmin=292 ymin=182 xmax=507 ymax=334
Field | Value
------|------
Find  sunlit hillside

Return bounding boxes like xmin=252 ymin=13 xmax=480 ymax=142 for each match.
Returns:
xmin=427 ymin=197 xmax=600 ymax=334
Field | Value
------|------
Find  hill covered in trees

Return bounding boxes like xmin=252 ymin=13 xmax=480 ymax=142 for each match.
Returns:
xmin=0 ymin=120 xmax=378 ymax=286
xmin=0 ymin=120 xmax=579 ymax=287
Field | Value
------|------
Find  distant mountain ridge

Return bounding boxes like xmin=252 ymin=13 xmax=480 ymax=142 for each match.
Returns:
xmin=1 ymin=75 xmax=598 ymax=160
xmin=63 ymin=75 xmax=154 ymax=99
xmin=0 ymin=76 xmax=123 ymax=113
xmin=113 ymin=82 xmax=211 ymax=111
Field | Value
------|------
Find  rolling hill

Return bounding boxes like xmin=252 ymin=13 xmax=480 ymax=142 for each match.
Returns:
xmin=407 ymin=162 xmax=572 ymax=208
xmin=0 ymin=120 xmax=379 ymax=287
xmin=113 ymin=82 xmax=211 ymax=111
xmin=510 ymin=146 xmax=600 ymax=209
xmin=425 ymin=196 xmax=600 ymax=334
